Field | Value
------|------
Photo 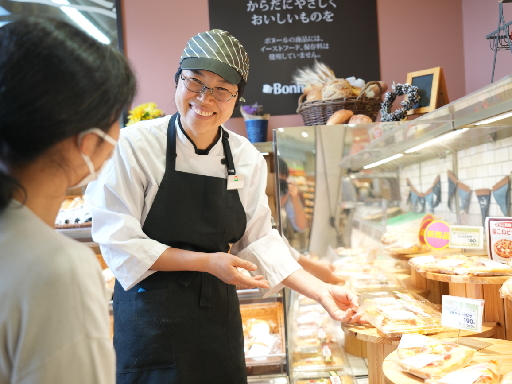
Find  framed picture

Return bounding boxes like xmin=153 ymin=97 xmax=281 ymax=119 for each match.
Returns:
xmin=406 ymin=67 xmax=449 ymax=115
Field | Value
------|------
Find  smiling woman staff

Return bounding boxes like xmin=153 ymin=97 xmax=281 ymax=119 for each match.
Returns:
xmin=86 ymin=29 xmax=362 ymax=384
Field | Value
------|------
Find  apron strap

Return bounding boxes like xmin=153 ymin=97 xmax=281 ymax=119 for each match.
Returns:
xmin=162 ymin=114 xmax=237 ymax=308
xmin=166 ymin=112 xmax=179 ymax=168
xmin=221 ymin=129 xmax=236 ymax=176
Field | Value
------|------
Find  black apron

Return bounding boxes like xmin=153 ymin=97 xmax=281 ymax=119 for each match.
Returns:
xmin=113 ymin=113 xmax=248 ymax=384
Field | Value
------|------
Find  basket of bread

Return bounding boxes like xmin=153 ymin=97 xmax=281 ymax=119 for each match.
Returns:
xmin=294 ymin=61 xmax=387 ymax=126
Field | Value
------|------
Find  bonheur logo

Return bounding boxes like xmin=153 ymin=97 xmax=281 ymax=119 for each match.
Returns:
xmin=262 ymin=83 xmax=305 ymax=95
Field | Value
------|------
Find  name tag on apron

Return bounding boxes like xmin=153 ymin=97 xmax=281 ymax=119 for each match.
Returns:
xmin=227 ymin=174 xmax=244 ymax=190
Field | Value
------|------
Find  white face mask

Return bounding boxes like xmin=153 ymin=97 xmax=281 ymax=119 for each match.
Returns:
xmin=71 ymin=128 xmax=118 ymax=188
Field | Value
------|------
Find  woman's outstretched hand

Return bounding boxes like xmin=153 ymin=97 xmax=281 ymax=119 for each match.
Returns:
xmin=317 ymin=284 xmax=366 ymax=324
xmin=208 ymin=253 xmax=270 ymax=289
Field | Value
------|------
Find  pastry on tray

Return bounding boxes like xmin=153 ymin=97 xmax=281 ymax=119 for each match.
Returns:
xmin=55 ymin=196 xmax=92 ymax=228
xmin=424 ymin=360 xmax=500 ymax=384
xmin=500 ymin=277 xmax=512 ymax=299
xmin=295 ymin=378 xmax=350 ymax=384
xmin=346 ymin=273 xmax=403 ymax=292
xmin=410 ymin=255 xmax=512 ymax=276
xmin=360 ymin=290 xmax=444 ymax=336
xmin=395 ymin=338 xmax=475 ymax=380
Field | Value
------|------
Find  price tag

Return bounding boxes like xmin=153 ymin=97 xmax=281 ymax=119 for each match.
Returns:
xmin=441 ymin=295 xmax=484 ymax=332
xmin=425 ymin=221 xmax=451 ymax=249
xmin=449 ymin=225 xmax=484 ymax=249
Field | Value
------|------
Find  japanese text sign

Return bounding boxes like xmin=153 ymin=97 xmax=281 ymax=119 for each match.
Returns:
xmin=424 ymin=221 xmax=450 ymax=249
xmin=441 ymin=295 xmax=484 ymax=333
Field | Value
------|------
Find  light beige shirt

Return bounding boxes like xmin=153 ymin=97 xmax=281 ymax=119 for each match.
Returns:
xmin=0 ymin=201 xmax=115 ymax=384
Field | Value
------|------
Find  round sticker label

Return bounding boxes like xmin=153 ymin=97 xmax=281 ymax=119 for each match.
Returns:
xmin=424 ymin=221 xmax=450 ymax=249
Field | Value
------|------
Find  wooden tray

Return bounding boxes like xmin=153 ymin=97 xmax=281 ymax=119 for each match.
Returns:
xmin=383 ymin=337 xmax=512 ymax=384
xmin=341 ymin=322 xmax=496 ymax=345
xmin=388 ymin=247 xmax=465 ymax=261
xmin=420 ymin=271 xmax=511 ymax=284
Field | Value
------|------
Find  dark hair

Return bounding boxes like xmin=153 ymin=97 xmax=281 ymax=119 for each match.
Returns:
xmin=174 ymin=67 xmax=246 ymax=108
xmin=278 ymin=157 xmax=289 ymax=178
xmin=0 ymin=17 xmax=136 ymax=211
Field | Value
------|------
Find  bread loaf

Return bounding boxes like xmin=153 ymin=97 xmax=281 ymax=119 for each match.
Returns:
xmin=322 ymin=79 xmax=352 ymax=100
xmin=348 ymin=114 xmax=372 ymax=124
xmin=326 ymin=109 xmax=354 ymax=125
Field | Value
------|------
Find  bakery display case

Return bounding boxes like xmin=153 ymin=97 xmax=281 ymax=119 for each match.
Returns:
xmin=273 ymin=73 xmax=512 ymax=383
xmin=286 ymin=290 xmax=352 ymax=382
xmin=238 ymin=292 xmax=288 ymax=378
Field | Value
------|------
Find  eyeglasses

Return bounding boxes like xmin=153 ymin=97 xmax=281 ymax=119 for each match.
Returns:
xmin=180 ymin=74 xmax=238 ymax=102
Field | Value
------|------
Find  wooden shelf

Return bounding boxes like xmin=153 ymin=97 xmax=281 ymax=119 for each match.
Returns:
xmin=420 ymin=271 xmax=511 ymax=285
xmin=383 ymin=337 xmax=512 ymax=384
xmin=341 ymin=322 xmax=496 ymax=345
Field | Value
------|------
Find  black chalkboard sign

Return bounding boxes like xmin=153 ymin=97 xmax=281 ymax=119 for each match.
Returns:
xmin=411 ymin=74 xmax=434 ymax=109
xmin=406 ymin=67 xmax=448 ymax=115
xmin=208 ymin=0 xmax=380 ymax=117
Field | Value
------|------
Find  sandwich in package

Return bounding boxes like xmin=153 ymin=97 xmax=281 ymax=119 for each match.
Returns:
xmin=359 ymin=290 xmax=444 ymax=336
xmin=394 ymin=334 xmax=475 ymax=380
xmin=424 ymin=359 xmax=500 ymax=384
xmin=346 ymin=273 xmax=403 ymax=292
xmin=500 ymin=277 xmax=512 ymax=300
xmin=409 ymin=254 xmax=512 ymax=276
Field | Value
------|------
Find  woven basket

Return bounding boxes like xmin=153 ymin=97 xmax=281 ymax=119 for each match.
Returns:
xmin=296 ymin=81 xmax=383 ymax=126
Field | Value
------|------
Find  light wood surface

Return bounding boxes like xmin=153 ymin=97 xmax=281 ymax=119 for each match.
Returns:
xmin=383 ymin=337 xmax=512 ymax=384
xmin=341 ymin=322 xmax=496 ymax=345
xmin=421 ymin=271 xmax=511 ymax=285
xmin=388 ymin=248 xmax=466 ymax=262
xmin=417 ymin=270 xmax=512 ymax=340
xmin=410 ymin=268 xmax=449 ymax=304
xmin=343 ymin=328 xmax=368 ymax=358
xmin=342 ymin=319 xmax=496 ymax=384
xmin=395 ymin=274 xmax=430 ymax=298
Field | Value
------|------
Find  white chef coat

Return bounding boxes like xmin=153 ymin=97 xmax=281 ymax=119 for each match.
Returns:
xmin=0 ymin=201 xmax=115 ymax=384
xmin=85 ymin=115 xmax=301 ymax=296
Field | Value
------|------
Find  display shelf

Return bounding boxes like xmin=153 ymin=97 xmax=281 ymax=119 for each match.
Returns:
xmin=247 ymin=375 xmax=289 ymax=384
xmin=252 ymin=141 xmax=274 ymax=154
xmin=342 ymin=322 xmax=496 ymax=345
xmin=345 ymin=325 xmax=497 ymax=384
xmin=418 ymin=270 xmax=512 ymax=340
xmin=340 ymin=74 xmax=512 ymax=172
xmin=420 ymin=271 xmax=511 ymax=285
xmin=56 ymin=226 xmax=93 ymax=241
xmin=341 ymin=122 xmax=511 ymax=172
xmin=382 ymin=337 xmax=512 ymax=384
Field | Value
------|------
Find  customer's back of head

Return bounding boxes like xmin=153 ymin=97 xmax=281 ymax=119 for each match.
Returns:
xmin=0 ymin=17 xmax=135 ymax=384
xmin=0 ymin=16 xmax=136 ymax=209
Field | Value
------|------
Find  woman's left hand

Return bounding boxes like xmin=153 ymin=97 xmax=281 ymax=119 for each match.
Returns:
xmin=317 ymin=285 xmax=366 ymax=324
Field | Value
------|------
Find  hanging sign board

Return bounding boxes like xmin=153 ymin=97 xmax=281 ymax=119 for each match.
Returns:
xmin=449 ymin=225 xmax=484 ymax=249
xmin=424 ymin=221 xmax=450 ymax=249
xmin=208 ymin=0 xmax=381 ymax=116
xmin=441 ymin=295 xmax=484 ymax=333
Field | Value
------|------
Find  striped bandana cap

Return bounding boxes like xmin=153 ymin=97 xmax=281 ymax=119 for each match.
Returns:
xmin=180 ymin=29 xmax=249 ymax=84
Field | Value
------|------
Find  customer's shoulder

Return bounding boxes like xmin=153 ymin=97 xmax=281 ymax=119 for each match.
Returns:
xmin=120 ymin=115 xmax=172 ymax=144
